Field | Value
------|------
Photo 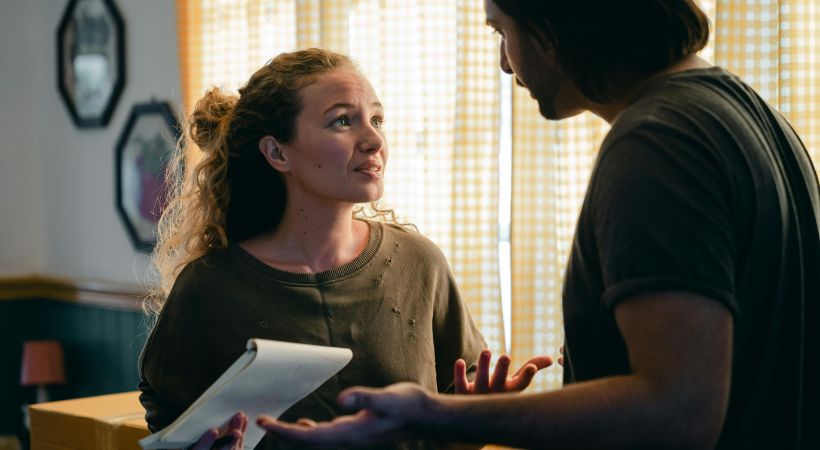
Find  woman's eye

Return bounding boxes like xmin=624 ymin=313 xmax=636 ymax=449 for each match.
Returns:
xmin=332 ymin=116 xmax=351 ymax=127
xmin=371 ymin=117 xmax=384 ymax=128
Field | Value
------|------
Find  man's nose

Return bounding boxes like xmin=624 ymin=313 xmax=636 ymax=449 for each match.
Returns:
xmin=500 ymin=42 xmax=513 ymax=74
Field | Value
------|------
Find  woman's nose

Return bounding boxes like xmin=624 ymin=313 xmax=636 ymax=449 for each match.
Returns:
xmin=359 ymin=123 xmax=385 ymax=153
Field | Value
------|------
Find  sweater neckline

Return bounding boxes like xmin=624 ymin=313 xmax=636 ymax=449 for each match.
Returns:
xmin=228 ymin=220 xmax=383 ymax=285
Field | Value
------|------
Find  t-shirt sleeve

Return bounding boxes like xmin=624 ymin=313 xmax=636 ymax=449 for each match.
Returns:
xmin=137 ymin=376 xmax=183 ymax=433
xmin=137 ymin=262 xmax=241 ymax=431
xmin=591 ymin=129 xmax=738 ymax=314
xmin=432 ymin=264 xmax=487 ymax=393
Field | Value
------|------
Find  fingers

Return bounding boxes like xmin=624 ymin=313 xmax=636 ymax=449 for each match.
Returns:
xmin=474 ymin=350 xmax=492 ymax=394
xmin=459 ymin=351 xmax=552 ymax=394
xmin=297 ymin=417 xmax=318 ymax=427
xmin=191 ymin=411 xmax=248 ymax=450
xmin=506 ymin=356 xmax=552 ymax=391
xmin=489 ymin=355 xmax=511 ymax=392
xmin=191 ymin=428 xmax=219 ymax=450
xmin=530 ymin=355 xmax=554 ymax=370
xmin=257 ymin=414 xmax=365 ymax=446
xmin=558 ymin=345 xmax=565 ymax=366
xmin=453 ymin=359 xmax=469 ymax=394
xmin=338 ymin=385 xmax=391 ymax=411
xmin=257 ymin=417 xmax=328 ymax=444
xmin=233 ymin=413 xmax=248 ymax=449
xmin=215 ymin=429 xmax=244 ymax=450
xmin=259 ymin=410 xmax=405 ymax=448
xmin=338 ymin=383 xmax=427 ymax=422
xmin=259 ymin=385 xmax=428 ymax=447
xmin=507 ymin=363 xmax=538 ymax=391
xmin=511 ymin=356 xmax=553 ymax=377
xmin=210 ymin=412 xmax=247 ymax=450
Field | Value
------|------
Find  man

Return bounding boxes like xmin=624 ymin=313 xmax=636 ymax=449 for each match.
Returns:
xmin=258 ymin=1 xmax=820 ymax=448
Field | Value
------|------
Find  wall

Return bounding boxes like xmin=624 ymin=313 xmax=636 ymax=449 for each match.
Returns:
xmin=0 ymin=298 xmax=148 ymax=446
xmin=0 ymin=1 xmax=181 ymax=446
xmin=0 ymin=1 xmax=47 ymax=277
xmin=0 ymin=0 xmax=181 ymax=286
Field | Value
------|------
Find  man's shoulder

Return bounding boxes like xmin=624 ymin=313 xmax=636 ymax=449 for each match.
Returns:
xmin=603 ymin=68 xmax=765 ymax=154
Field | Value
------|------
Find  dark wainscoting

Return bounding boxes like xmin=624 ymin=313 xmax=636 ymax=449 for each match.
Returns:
xmin=0 ymin=277 xmax=149 ymax=448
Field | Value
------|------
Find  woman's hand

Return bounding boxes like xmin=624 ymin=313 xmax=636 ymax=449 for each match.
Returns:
xmin=190 ymin=412 xmax=247 ymax=450
xmin=454 ymin=350 xmax=552 ymax=394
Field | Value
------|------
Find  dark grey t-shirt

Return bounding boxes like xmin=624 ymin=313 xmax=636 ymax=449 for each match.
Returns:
xmin=563 ymin=67 xmax=819 ymax=449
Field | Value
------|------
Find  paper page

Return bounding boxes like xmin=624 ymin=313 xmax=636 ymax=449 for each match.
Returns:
xmin=140 ymin=339 xmax=352 ymax=449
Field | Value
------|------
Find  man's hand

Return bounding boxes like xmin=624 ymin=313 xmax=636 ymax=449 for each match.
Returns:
xmin=257 ymin=383 xmax=432 ymax=448
xmin=191 ymin=412 xmax=247 ymax=450
xmin=454 ymin=350 xmax=552 ymax=394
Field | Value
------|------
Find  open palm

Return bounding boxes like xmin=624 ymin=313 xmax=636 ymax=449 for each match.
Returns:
xmin=454 ymin=350 xmax=552 ymax=394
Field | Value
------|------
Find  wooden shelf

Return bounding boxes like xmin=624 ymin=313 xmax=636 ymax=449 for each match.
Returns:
xmin=0 ymin=276 xmax=144 ymax=311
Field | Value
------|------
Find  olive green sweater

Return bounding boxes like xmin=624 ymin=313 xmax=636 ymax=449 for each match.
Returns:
xmin=138 ymin=221 xmax=486 ymax=449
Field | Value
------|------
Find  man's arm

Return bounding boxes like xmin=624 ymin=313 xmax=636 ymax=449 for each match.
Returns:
xmin=430 ymin=291 xmax=732 ymax=448
xmin=259 ymin=291 xmax=732 ymax=449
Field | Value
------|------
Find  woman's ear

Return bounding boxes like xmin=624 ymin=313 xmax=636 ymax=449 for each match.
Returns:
xmin=259 ymin=135 xmax=289 ymax=172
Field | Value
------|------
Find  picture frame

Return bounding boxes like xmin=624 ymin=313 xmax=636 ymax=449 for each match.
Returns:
xmin=115 ymin=101 xmax=180 ymax=252
xmin=57 ymin=0 xmax=125 ymax=128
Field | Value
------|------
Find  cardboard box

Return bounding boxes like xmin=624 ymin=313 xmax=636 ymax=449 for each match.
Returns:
xmin=29 ymin=392 xmax=149 ymax=450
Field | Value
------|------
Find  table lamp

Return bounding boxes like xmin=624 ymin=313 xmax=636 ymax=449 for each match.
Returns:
xmin=20 ymin=340 xmax=66 ymax=403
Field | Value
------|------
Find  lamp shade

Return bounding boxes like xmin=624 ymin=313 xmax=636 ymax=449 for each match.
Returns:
xmin=20 ymin=340 xmax=66 ymax=386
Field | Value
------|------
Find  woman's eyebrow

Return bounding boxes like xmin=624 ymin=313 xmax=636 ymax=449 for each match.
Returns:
xmin=324 ymin=102 xmax=383 ymax=115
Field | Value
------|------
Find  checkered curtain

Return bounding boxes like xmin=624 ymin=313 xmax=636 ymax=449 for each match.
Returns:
xmin=508 ymin=94 xmax=608 ymax=390
xmin=175 ymin=0 xmax=505 ymax=353
xmin=509 ymin=0 xmax=819 ymax=392
xmin=712 ymin=0 xmax=819 ymax=163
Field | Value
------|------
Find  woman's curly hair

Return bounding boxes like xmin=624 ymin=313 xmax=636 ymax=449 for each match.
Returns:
xmin=145 ymin=48 xmax=407 ymax=317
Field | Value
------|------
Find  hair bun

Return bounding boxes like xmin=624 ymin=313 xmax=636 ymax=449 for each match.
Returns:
xmin=188 ymin=87 xmax=238 ymax=152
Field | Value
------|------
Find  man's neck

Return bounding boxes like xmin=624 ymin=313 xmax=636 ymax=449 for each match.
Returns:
xmin=588 ymin=55 xmax=713 ymax=123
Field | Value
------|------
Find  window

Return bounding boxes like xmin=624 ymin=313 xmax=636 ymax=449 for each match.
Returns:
xmin=177 ymin=0 xmax=820 ymax=392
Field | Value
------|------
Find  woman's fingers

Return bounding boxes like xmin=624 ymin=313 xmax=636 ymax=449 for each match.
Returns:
xmin=453 ymin=358 xmax=470 ymax=393
xmin=473 ymin=350 xmax=492 ymax=393
xmin=489 ymin=355 xmax=511 ymax=391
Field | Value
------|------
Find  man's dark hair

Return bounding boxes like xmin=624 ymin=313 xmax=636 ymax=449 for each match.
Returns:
xmin=493 ymin=0 xmax=710 ymax=102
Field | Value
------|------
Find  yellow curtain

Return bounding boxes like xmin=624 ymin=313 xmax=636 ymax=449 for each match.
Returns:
xmin=713 ymin=0 xmax=819 ymax=163
xmin=509 ymin=0 xmax=819 ymax=392
xmin=177 ymin=0 xmax=817 ymax=394
xmin=508 ymin=93 xmax=607 ymax=391
xmin=175 ymin=0 xmax=505 ymax=353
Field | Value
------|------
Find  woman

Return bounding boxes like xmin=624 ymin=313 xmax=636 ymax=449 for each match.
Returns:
xmin=138 ymin=48 xmax=546 ymax=450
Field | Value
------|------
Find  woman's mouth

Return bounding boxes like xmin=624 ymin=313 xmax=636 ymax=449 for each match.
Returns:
xmin=354 ymin=161 xmax=383 ymax=178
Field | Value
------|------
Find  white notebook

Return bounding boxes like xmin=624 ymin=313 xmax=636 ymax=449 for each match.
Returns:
xmin=139 ymin=338 xmax=353 ymax=450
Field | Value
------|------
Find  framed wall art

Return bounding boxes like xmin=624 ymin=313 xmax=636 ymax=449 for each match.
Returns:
xmin=115 ymin=101 xmax=180 ymax=252
xmin=57 ymin=0 xmax=125 ymax=128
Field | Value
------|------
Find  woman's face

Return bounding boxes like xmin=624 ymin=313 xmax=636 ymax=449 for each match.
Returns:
xmin=274 ymin=68 xmax=388 ymax=207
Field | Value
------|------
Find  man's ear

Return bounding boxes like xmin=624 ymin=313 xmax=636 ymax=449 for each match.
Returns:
xmin=259 ymin=135 xmax=289 ymax=172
